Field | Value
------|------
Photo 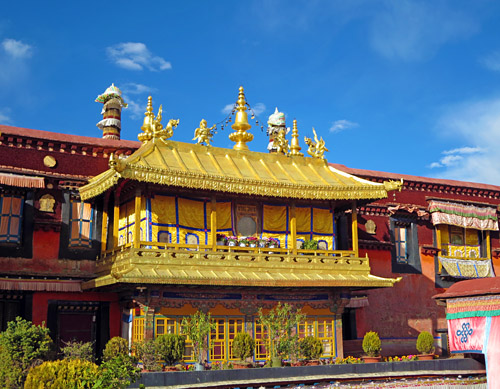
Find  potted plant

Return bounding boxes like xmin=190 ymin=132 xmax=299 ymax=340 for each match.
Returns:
xmin=247 ymin=236 xmax=258 ymax=247
xmin=267 ymin=237 xmax=280 ymax=249
xmin=258 ymin=302 xmax=306 ymax=367
xmin=239 ymin=237 xmax=250 ymax=247
xmin=362 ymin=331 xmax=382 ymax=363
xmin=155 ymin=333 xmax=186 ymax=370
xmin=181 ymin=311 xmax=216 ymax=370
xmin=231 ymin=332 xmax=255 ymax=368
xmin=226 ymin=236 xmax=238 ymax=246
xmin=216 ymin=233 xmax=227 ymax=245
xmin=258 ymin=238 xmax=268 ymax=248
xmin=133 ymin=339 xmax=162 ymax=371
xmin=416 ymin=331 xmax=435 ymax=360
xmin=299 ymin=336 xmax=323 ymax=365
xmin=301 ymin=239 xmax=318 ymax=251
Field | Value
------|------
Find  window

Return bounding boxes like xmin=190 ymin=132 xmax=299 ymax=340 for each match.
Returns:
xmin=390 ymin=216 xmax=421 ymax=274
xmin=69 ymin=200 xmax=93 ymax=248
xmin=394 ymin=225 xmax=408 ymax=264
xmin=0 ymin=194 xmax=23 ymax=244
xmin=439 ymin=225 xmax=485 ymax=259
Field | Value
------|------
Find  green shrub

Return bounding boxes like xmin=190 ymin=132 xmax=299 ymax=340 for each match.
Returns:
xmin=416 ymin=331 xmax=435 ymax=354
xmin=181 ymin=311 xmax=216 ymax=364
xmin=299 ymin=336 xmax=323 ymax=360
xmin=301 ymin=239 xmax=318 ymax=250
xmin=103 ymin=336 xmax=129 ymax=362
xmin=61 ymin=340 xmax=94 ymax=362
xmin=24 ymin=359 xmax=98 ymax=389
xmin=95 ymin=354 xmax=141 ymax=389
xmin=362 ymin=331 xmax=381 ymax=357
xmin=133 ymin=339 xmax=161 ymax=371
xmin=232 ymin=332 xmax=255 ymax=361
xmin=0 ymin=317 xmax=52 ymax=388
xmin=155 ymin=334 xmax=185 ymax=366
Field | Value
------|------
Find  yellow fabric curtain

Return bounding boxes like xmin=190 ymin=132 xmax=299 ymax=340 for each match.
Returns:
xmin=151 ymin=195 xmax=177 ymax=244
xmin=263 ymin=204 xmax=288 ymax=247
xmin=178 ymin=198 xmax=207 ymax=244
xmin=118 ymin=200 xmax=134 ymax=246
xmin=216 ymin=201 xmax=232 ymax=231
xmin=295 ymin=207 xmax=311 ymax=233
xmin=312 ymin=207 xmax=334 ymax=250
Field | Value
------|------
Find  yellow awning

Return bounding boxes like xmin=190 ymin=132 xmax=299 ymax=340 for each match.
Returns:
xmin=80 ymin=139 xmax=402 ymax=201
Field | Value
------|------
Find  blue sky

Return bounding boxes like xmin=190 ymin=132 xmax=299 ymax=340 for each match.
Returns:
xmin=2 ymin=1 xmax=500 ymax=185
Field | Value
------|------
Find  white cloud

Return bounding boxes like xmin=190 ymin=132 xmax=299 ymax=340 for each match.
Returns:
xmin=221 ymin=104 xmax=235 ymax=115
xmin=222 ymin=102 xmax=266 ymax=117
xmin=442 ymin=146 xmax=483 ymax=155
xmin=121 ymin=83 xmax=156 ymax=95
xmin=250 ymin=103 xmax=266 ymax=116
xmin=2 ymin=39 xmax=32 ymax=59
xmin=369 ymin=0 xmax=477 ymax=61
xmin=330 ymin=119 xmax=359 ymax=133
xmin=428 ymin=98 xmax=500 ymax=184
xmin=124 ymin=97 xmax=146 ymax=120
xmin=106 ymin=42 xmax=172 ymax=71
xmin=0 ymin=108 xmax=12 ymax=124
xmin=480 ymin=50 xmax=500 ymax=72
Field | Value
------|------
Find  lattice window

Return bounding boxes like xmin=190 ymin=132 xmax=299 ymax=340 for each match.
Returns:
xmin=69 ymin=199 xmax=93 ymax=247
xmin=0 ymin=194 xmax=23 ymax=244
xmin=394 ymin=225 xmax=408 ymax=264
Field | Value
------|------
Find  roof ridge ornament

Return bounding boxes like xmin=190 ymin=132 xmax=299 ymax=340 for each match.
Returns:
xmin=229 ymin=86 xmax=253 ymax=151
xmin=289 ymin=119 xmax=303 ymax=156
xmin=138 ymin=96 xmax=179 ymax=144
xmin=304 ymin=128 xmax=328 ymax=159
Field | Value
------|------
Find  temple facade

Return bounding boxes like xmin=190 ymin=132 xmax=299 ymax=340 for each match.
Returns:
xmin=2 ymin=84 xmax=498 ymax=362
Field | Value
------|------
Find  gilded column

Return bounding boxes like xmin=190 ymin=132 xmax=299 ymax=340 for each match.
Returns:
xmin=290 ymin=203 xmax=297 ymax=254
xmin=100 ymin=192 xmax=110 ymax=252
xmin=134 ymin=188 xmax=142 ymax=248
xmin=211 ymin=196 xmax=217 ymax=251
xmin=113 ymin=190 xmax=120 ymax=248
xmin=351 ymin=201 xmax=359 ymax=257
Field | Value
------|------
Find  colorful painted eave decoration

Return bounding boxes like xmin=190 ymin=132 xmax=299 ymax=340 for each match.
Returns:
xmin=79 ymin=139 xmax=403 ymax=201
xmin=429 ymin=199 xmax=499 ymax=231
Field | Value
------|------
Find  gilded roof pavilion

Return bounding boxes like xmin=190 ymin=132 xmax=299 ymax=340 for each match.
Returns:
xmin=80 ymin=86 xmax=402 ymax=291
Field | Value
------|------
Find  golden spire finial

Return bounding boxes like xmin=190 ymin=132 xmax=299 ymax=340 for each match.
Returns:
xmin=229 ymin=86 xmax=253 ymax=151
xmin=138 ymin=96 xmax=155 ymax=143
xmin=289 ymin=119 xmax=303 ymax=156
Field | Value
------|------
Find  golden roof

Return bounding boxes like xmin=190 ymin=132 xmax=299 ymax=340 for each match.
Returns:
xmin=80 ymin=140 xmax=401 ymax=201
xmin=79 ymin=87 xmax=402 ymax=201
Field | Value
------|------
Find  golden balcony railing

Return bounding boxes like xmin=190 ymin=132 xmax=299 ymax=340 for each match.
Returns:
xmin=84 ymin=241 xmax=399 ymax=289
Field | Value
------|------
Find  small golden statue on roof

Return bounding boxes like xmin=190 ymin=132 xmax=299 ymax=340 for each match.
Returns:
xmin=138 ymin=96 xmax=179 ymax=144
xmin=272 ymin=128 xmax=290 ymax=155
xmin=304 ymin=128 xmax=329 ymax=159
xmin=193 ymin=119 xmax=216 ymax=146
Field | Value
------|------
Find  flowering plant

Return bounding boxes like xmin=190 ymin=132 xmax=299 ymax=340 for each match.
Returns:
xmin=216 ymin=234 xmax=227 ymax=243
xmin=385 ymin=354 xmax=417 ymax=362
xmin=267 ymin=237 xmax=280 ymax=246
xmin=335 ymin=356 xmax=363 ymax=364
xmin=247 ymin=236 xmax=258 ymax=242
xmin=226 ymin=236 xmax=238 ymax=244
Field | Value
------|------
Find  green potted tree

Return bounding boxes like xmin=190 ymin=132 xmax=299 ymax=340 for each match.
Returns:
xmin=301 ymin=239 xmax=318 ymax=254
xmin=362 ymin=331 xmax=382 ymax=363
xmin=133 ymin=339 xmax=161 ymax=372
xmin=416 ymin=331 xmax=435 ymax=360
xmin=155 ymin=334 xmax=186 ymax=371
xmin=258 ymin=302 xmax=306 ymax=367
xmin=231 ymin=332 xmax=255 ymax=368
xmin=299 ymin=336 xmax=323 ymax=365
xmin=181 ymin=311 xmax=216 ymax=370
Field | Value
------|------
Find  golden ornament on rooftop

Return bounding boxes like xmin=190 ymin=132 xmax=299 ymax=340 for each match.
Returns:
xmin=193 ymin=119 xmax=216 ymax=146
xmin=229 ymin=86 xmax=253 ymax=151
xmin=289 ymin=119 xmax=303 ymax=156
xmin=305 ymin=128 xmax=328 ymax=159
xmin=138 ymin=96 xmax=179 ymax=144
xmin=272 ymin=128 xmax=290 ymax=155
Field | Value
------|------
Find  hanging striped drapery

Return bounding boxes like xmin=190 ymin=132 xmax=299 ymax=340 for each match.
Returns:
xmin=429 ymin=200 xmax=498 ymax=231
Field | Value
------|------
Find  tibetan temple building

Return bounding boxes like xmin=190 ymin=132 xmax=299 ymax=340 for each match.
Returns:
xmin=1 ymin=84 xmax=500 ymax=362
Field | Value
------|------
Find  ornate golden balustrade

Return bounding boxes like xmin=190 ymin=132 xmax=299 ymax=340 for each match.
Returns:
xmin=83 ymin=242 xmax=399 ymax=290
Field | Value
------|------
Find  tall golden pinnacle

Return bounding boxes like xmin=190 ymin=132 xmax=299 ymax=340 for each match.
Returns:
xmin=289 ymin=119 xmax=303 ymax=156
xmin=229 ymin=86 xmax=253 ymax=151
xmin=138 ymin=96 xmax=154 ymax=143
